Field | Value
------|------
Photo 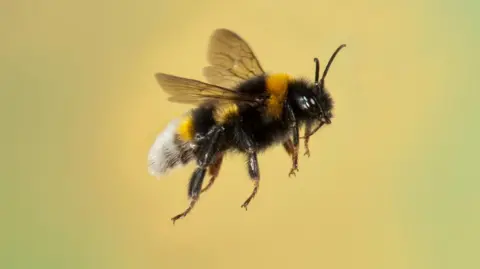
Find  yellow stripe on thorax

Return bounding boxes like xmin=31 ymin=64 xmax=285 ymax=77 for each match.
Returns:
xmin=265 ymin=73 xmax=291 ymax=118
xmin=213 ymin=103 xmax=239 ymax=124
xmin=177 ymin=114 xmax=194 ymax=141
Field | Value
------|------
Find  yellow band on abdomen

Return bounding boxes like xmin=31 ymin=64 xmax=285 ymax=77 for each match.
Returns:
xmin=177 ymin=114 xmax=194 ymax=141
xmin=213 ymin=103 xmax=239 ymax=124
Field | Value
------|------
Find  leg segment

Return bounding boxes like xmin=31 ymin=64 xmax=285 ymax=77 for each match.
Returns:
xmin=303 ymin=121 xmax=324 ymax=157
xmin=171 ymin=126 xmax=224 ymax=224
xmin=285 ymin=103 xmax=300 ymax=177
xmin=283 ymin=138 xmax=299 ymax=176
xmin=283 ymin=139 xmax=294 ymax=156
xmin=303 ymin=121 xmax=313 ymax=157
xmin=241 ymin=150 xmax=260 ymax=210
xmin=171 ymin=168 xmax=205 ymax=224
xmin=235 ymin=126 xmax=261 ymax=210
xmin=200 ymin=152 xmax=224 ymax=194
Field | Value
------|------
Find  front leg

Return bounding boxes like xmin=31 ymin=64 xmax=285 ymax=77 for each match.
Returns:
xmin=302 ymin=120 xmax=324 ymax=157
xmin=285 ymin=103 xmax=299 ymax=177
xmin=303 ymin=121 xmax=313 ymax=157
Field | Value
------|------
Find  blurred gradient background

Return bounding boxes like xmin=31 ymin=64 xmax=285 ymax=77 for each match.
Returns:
xmin=2 ymin=0 xmax=479 ymax=268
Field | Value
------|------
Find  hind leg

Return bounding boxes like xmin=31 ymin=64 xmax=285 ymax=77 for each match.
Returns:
xmin=200 ymin=152 xmax=224 ymax=194
xmin=171 ymin=168 xmax=205 ymax=224
xmin=171 ymin=126 xmax=224 ymax=224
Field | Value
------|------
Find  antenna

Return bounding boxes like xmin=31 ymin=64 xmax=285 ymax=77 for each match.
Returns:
xmin=313 ymin=58 xmax=320 ymax=94
xmin=314 ymin=58 xmax=320 ymax=85
xmin=319 ymin=44 xmax=347 ymax=88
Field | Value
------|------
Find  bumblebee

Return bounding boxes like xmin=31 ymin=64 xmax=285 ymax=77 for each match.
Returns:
xmin=148 ymin=29 xmax=346 ymax=223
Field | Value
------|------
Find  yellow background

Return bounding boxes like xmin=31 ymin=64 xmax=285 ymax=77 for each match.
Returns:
xmin=2 ymin=0 xmax=479 ymax=268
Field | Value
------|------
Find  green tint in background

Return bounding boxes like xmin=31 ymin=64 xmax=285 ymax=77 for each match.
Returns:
xmin=1 ymin=0 xmax=478 ymax=268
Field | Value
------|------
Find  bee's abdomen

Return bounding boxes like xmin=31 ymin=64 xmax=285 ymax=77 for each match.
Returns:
xmin=148 ymin=105 xmax=220 ymax=177
xmin=174 ymin=105 xmax=217 ymax=143
xmin=147 ymin=117 xmax=195 ymax=177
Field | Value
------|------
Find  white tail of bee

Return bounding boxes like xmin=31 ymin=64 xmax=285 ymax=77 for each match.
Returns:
xmin=147 ymin=118 xmax=194 ymax=178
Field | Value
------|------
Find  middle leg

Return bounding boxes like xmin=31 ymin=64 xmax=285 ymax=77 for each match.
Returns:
xmin=283 ymin=139 xmax=294 ymax=156
xmin=241 ymin=149 xmax=260 ymax=210
xmin=236 ymin=125 xmax=261 ymax=210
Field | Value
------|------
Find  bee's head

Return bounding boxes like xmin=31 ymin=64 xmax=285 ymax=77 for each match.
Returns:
xmin=297 ymin=44 xmax=346 ymax=137
xmin=312 ymin=44 xmax=346 ymax=123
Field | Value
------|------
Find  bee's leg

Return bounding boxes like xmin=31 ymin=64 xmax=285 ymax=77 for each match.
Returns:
xmin=283 ymin=139 xmax=294 ymax=156
xmin=171 ymin=126 xmax=224 ymax=224
xmin=283 ymin=138 xmax=301 ymax=175
xmin=235 ymin=125 xmax=260 ymax=210
xmin=171 ymin=168 xmax=205 ymax=224
xmin=303 ymin=121 xmax=313 ymax=157
xmin=241 ymin=149 xmax=260 ymax=210
xmin=200 ymin=152 xmax=224 ymax=194
xmin=285 ymin=103 xmax=299 ymax=177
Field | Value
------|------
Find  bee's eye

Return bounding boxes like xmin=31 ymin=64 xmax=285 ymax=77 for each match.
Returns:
xmin=293 ymin=93 xmax=321 ymax=116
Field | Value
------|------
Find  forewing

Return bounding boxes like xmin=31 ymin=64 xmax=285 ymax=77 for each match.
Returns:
xmin=155 ymin=72 xmax=265 ymax=105
xmin=202 ymin=28 xmax=265 ymax=89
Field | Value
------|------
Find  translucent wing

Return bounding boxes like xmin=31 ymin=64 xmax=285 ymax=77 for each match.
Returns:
xmin=155 ymin=72 xmax=267 ymax=105
xmin=202 ymin=29 xmax=265 ymax=89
